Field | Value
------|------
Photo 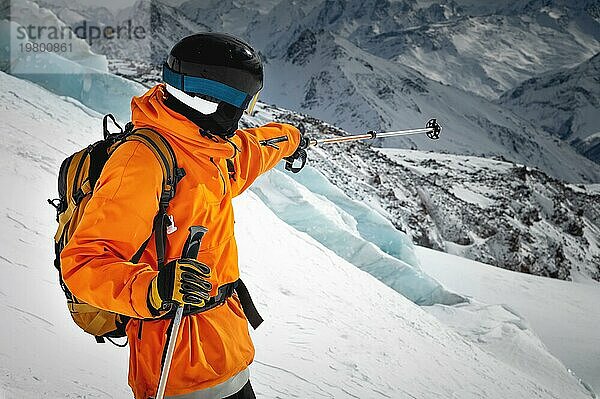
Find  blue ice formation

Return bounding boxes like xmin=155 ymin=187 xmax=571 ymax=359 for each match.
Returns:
xmin=252 ymin=168 xmax=465 ymax=306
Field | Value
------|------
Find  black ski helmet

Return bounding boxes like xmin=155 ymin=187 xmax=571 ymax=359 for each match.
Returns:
xmin=162 ymin=32 xmax=263 ymax=137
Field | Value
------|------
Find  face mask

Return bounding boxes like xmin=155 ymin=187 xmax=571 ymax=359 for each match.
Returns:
xmin=165 ymin=84 xmax=219 ymax=114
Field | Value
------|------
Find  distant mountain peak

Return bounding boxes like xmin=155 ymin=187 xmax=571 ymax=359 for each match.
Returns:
xmin=499 ymin=52 xmax=600 ymax=163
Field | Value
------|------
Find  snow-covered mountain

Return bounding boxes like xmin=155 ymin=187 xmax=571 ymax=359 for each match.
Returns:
xmin=24 ymin=0 xmax=600 ymax=183
xmin=498 ymin=53 xmax=600 ymax=163
xmin=1 ymin=67 xmax=598 ymax=399
xmin=37 ymin=0 xmax=211 ymax=67
xmin=243 ymin=0 xmax=600 ymax=180
xmin=257 ymin=28 xmax=600 ymax=183
xmin=173 ymin=0 xmax=600 ymax=182
xmin=256 ymin=0 xmax=600 ymax=98
xmin=178 ymin=0 xmax=275 ymax=37
xmin=355 ymin=0 xmax=600 ymax=99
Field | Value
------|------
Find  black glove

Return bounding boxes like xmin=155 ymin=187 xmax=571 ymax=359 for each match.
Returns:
xmin=148 ymin=258 xmax=212 ymax=315
xmin=284 ymin=133 xmax=311 ymax=173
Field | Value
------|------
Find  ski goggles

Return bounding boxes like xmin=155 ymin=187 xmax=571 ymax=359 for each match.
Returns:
xmin=245 ymin=90 xmax=260 ymax=116
xmin=163 ymin=64 xmax=261 ymax=115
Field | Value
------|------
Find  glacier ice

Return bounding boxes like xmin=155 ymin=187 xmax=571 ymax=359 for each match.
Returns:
xmin=287 ymin=165 xmax=421 ymax=268
xmin=5 ymin=0 xmax=108 ymax=71
xmin=252 ymin=167 xmax=465 ymax=306
xmin=0 ymin=19 xmax=145 ymax=121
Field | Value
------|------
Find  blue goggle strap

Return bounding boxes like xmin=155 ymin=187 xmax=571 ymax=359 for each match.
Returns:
xmin=163 ymin=64 xmax=251 ymax=109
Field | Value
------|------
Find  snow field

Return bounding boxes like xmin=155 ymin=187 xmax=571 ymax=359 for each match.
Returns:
xmin=235 ymin=192 xmax=590 ymax=399
xmin=0 ymin=72 xmax=131 ymax=398
xmin=419 ymin=246 xmax=600 ymax=396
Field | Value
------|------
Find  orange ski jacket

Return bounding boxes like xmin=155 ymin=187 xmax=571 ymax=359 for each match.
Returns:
xmin=60 ymin=84 xmax=301 ymax=398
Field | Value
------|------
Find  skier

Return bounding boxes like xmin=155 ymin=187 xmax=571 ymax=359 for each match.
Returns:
xmin=60 ymin=33 xmax=305 ymax=399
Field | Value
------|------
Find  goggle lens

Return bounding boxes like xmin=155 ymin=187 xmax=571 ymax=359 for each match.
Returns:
xmin=245 ymin=91 xmax=261 ymax=116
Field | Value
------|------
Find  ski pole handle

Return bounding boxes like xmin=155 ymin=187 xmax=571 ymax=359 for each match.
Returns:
xmin=155 ymin=226 xmax=208 ymax=399
xmin=425 ymin=118 xmax=442 ymax=140
xmin=181 ymin=226 xmax=208 ymax=259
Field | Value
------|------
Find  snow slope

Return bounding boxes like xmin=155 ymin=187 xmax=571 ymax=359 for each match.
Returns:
xmin=0 ymin=70 xmax=596 ymax=398
xmin=419 ymin=246 xmax=600 ymax=395
xmin=0 ymin=72 xmax=132 ymax=398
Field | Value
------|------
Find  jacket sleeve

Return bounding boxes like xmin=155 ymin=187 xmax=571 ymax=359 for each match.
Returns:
xmin=231 ymin=122 xmax=301 ymax=197
xmin=60 ymin=141 xmax=162 ymax=319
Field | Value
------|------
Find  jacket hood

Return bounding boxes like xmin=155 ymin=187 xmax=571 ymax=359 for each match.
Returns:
xmin=131 ymin=84 xmax=240 ymax=159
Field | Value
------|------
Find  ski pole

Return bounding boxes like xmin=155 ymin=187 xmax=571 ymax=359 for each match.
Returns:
xmin=154 ymin=225 xmax=208 ymax=399
xmin=308 ymin=118 xmax=442 ymax=147
xmin=285 ymin=119 xmax=442 ymax=173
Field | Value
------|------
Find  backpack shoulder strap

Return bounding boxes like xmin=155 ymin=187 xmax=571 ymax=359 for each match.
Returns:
xmin=125 ymin=128 xmax=185 ymax=202
xmin=116 ymin=127 xmax=186 ymax=267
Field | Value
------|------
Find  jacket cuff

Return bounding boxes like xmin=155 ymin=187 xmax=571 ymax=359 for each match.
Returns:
xmin=130 ymin=269 xmax=159 ymax=318
xmin=286 ymin=124 xmax=302 ymax=157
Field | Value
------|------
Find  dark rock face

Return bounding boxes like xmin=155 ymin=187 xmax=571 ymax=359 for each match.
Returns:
xmin=287 ymin=30 xmax=318 ymax=65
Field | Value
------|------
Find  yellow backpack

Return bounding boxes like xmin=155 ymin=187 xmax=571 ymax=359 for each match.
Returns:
xmin=48 ymin=115 xmax=185 ymax=345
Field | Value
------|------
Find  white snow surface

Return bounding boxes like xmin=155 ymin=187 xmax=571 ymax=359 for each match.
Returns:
xmin=0 ymin=69 xmax=598 ymax=398
xmin=419 ymin=246 xmax=600 ymax=395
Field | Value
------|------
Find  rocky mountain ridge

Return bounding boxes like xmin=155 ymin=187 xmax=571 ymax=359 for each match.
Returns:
xmin=247 ymin=106 xmax=600 ymax=281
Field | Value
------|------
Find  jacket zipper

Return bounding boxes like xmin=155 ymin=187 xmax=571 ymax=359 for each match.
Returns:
xmin=259 ymin=135 xmax=289 ymax=150
xmin=210 ymin=157 xmax=226 ymax=196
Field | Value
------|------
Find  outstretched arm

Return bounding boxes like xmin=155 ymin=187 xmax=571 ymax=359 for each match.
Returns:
xmin=231 ymin=122 xmax=301 ymax=196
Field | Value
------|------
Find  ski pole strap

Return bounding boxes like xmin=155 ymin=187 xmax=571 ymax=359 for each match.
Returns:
xmin=284 ymin=148 xmax=307 ymax=173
